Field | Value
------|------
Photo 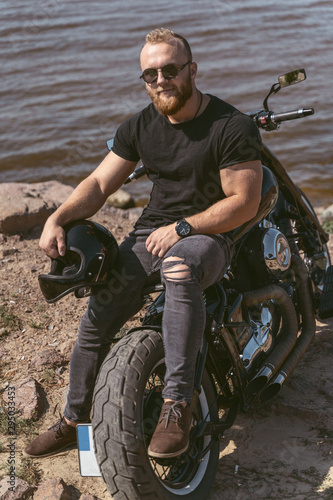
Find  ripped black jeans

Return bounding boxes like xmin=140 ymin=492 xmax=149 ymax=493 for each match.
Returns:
xmin=64 ymin=228 xmax=233 ymax=422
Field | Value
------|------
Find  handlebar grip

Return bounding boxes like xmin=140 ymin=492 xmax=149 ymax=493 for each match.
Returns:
xmin=271 ymin=108 xmax=314 ymax=122
xmin=124 ymin=165 xmax=147 ymax=184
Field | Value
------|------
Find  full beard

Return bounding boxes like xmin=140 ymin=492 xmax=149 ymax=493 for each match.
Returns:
xmin=146 ymin=77 xmax=193 ymax=116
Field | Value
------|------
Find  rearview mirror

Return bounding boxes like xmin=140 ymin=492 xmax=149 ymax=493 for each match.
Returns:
xmin=278 ymin=69 xmax=306 ymax=88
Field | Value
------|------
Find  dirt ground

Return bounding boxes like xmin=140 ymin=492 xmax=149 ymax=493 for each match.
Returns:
xmin=0 ymin=207 xmax=332 ymax=500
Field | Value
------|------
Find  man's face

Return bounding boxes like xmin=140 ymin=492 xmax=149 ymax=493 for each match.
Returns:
xmin=140 ymin=41 xmax=195 ymax=116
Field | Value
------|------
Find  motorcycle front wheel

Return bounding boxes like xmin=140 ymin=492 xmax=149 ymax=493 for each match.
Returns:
xmin=92 ymin=328 xmax=220 ymax=500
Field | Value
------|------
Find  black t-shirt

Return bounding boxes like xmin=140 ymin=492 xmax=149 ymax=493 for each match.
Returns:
xmin=112 ymin=94 xmax=262 ymax=229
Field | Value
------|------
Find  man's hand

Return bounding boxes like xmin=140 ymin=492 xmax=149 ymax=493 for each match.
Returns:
xmin=38 ymin=152 xmax=137 ymax=260
xmin=146 ymin=224 xmax=181 ymax=258
xmin=39 ymin=219 xmax=66 ymax=259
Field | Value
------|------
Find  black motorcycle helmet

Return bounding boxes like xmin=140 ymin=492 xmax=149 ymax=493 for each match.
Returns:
xmin=38 ymin=220 xmax=119 ymax=303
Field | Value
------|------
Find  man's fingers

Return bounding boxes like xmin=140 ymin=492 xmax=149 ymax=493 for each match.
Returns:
xmin=57 ymin=235 xmax=66 ymax=257
xmin=39 ymin=226 xmax=66 ymax=259
xmin=146 ymin=226 xmax=178 ymax=257
xmin=46 ymin=245 xmax=60 ymax=259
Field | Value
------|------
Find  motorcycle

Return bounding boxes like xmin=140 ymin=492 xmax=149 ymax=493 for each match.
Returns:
xmin=89 ymin=69 xmax=332 ymax=499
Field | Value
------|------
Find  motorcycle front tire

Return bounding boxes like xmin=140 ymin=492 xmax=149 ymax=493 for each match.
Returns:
xmin=92 ymin=328 xmax=220 ymax=500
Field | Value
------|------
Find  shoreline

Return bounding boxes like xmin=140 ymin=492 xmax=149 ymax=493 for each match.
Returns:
xmin=0 ymin=176 xmax=331 ymax=211
xmin=0 ymin=179 xmax=332 ymax=237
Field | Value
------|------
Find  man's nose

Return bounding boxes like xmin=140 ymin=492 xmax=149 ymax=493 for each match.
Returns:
xmin=155 ymin=68 xmax=168 ymax=84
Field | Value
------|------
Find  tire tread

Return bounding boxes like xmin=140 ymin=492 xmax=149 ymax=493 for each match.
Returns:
xmin=92 ymin=329 xmax=218 ymax=500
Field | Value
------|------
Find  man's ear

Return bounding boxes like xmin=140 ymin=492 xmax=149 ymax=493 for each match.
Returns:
xmin=190 ymin=61 xmax=198 ymax=80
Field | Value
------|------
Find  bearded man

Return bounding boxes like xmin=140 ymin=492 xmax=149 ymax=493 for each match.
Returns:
xmin=24 ymin=28 xmax=262 ymax=459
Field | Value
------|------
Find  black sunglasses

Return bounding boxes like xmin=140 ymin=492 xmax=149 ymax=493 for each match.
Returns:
xmin=140 ymin=60 xmax=192 ymax=84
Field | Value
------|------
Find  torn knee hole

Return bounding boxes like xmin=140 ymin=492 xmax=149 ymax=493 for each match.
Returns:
xmin=162 ymin=257 xmax=193 ymax=282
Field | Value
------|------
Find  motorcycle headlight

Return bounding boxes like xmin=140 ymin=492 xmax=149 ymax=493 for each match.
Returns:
xmin=263 ymin=228 xmax=291 ymax=277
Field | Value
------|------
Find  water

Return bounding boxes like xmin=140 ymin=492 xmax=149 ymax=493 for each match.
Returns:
xmin=1 ymin=0 xmax=333 ymax=206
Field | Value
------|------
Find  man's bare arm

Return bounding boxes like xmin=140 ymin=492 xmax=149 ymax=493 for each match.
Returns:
xmin=188 ymin=160 xmax=263 ymax=234
xmin=146 ymin=160 xmax=263 ymax=258
xmin=40 ymin=151 xmax=137 ymax=258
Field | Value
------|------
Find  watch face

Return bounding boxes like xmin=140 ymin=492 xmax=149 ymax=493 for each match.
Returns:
xmin=176 ymin=219 xmax=191 ymax=237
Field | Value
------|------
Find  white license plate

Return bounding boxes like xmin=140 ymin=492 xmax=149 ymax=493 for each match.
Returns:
xmin=76 ymin=424 xmax=102 ymax=477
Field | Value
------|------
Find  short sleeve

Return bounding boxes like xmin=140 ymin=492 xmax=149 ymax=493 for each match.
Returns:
xmin=219 ymin=113 xmax=262 ymax=169
xmin=111 ymin=116 xmax=141 ymax=162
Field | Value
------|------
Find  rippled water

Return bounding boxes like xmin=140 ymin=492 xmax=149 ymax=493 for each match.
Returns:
xmin=1 ymin=0 xmax=332 ymax=205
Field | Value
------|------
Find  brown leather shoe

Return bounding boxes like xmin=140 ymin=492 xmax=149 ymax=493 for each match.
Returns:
xmin=148 ymin=401 xmax=192 ymax=458
xmin=23 ymin=416 xmax=77 ymax=458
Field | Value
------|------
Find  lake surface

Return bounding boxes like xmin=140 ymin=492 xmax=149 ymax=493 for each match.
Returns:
xmin=1 ymin=0 xmax=332 ymax=206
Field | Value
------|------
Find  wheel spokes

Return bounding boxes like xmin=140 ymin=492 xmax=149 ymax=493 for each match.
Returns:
xmin=143 ymin=365 xmax=206 ymax=489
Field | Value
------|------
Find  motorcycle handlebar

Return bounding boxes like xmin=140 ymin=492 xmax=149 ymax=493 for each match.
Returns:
xmin=271 ymin=108 xmax=314 ymax=122
xmin=124 ymin=164 xmax=147 ymax=184
xmin=253 ymin=107 xmax=314 ymax=130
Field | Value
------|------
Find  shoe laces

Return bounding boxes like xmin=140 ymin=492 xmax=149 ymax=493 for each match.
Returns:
xmin=160 ymin=402 xmax=185 ymax=429
xmin=49 ymin=413 xmax=67 ymax=437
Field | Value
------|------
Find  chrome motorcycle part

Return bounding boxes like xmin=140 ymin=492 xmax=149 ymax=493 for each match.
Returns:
xmin=310 ymin=249 xmax=331 ymax=287
xmin=242 ymin=305 xmax=274 ymax=371
xmin=262 ymin=69 xmax=306 ymax=111
xmin=243 ymin=285 xmax=298 ymax=396
xmin=243 ymin=227 xmax=291 ymax=287
xmin=278 ymin=69 xmax=306 ymax=87
xmin=263 ymin=228 xmax=291 ymax=277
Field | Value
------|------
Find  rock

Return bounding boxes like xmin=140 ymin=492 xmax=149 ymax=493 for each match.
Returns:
xmin=127 ymin=207 xmax=144 ymax=221
xmin=321 ymin=203 xmax=333 ymax=223
xmin=55 ymin=366 xmax=66 ymax=376
xmin=0 ymin=182 xmax=74 ymax=235
xmin=31 ymin=349 xmax=65 ymax=369
xmin=79 ymin=496 xmax=103 ymax=500
xmin=106 ymin=188 xmax=134 ymax=209
xmin=0 ymin=476 xmax=36 ymax=499
xmin=33 ymin=478 xmax=71 ymax=500
xmin=105 ymin=205 xmax=142 ymax=222
xmin=57 ymin=339 xmax=75 ymax=360
xmin=0 ymin=248 xmax=18 ymax=258
xmin=2 ymin=377 xmax=43 ymax=420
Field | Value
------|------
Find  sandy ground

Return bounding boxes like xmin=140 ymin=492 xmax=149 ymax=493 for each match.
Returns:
xmin=0 ymin=208 xmax=332 ymax=499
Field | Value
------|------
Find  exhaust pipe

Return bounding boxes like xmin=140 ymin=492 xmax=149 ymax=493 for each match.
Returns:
xmin=243 ymin=284 xmax=298 ymax=395
xmin=260 ymin=371 xmax=287 ymax=401
xmin=260 ymin=256 xmax=316 ymax=402
xmin=245 ymin=364 xmax=275 ymax=394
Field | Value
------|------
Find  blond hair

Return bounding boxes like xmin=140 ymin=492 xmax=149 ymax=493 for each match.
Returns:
xmin=144 ymin=28 xmax=192 ymax=61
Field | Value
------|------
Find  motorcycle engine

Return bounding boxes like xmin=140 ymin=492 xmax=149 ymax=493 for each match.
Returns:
xmin=242 ymin=304 xmax=274 ymax=371
xmin=244 ymin=226 xmax=291 ymax=286
xmin=227 ymin=297 xmax=276 ymax=372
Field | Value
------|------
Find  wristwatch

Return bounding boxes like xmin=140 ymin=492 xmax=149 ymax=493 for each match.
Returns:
xmin=175 ymin=219 xmax=192 ymax=237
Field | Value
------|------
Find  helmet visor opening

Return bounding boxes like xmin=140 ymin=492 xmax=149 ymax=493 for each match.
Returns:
xmin=51 ymin=250 xmax=81 ymax=276
xmin=38 ymin=275 xmax=76 ymax=303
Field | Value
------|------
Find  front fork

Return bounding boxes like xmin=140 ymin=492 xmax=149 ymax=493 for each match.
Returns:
xmin=191 ymin=331 xmax=240 ymax=445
